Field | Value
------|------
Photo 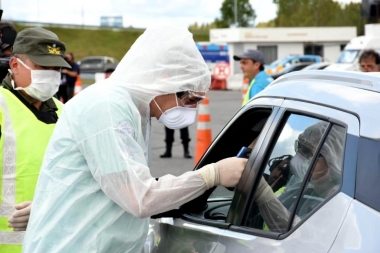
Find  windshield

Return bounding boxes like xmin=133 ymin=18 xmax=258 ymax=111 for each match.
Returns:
xmin=337 ymin=50 xmax=360 ymax=64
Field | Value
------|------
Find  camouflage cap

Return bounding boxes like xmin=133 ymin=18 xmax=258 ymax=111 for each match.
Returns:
xmin=12 ymin=27 xmax=71 ymax=68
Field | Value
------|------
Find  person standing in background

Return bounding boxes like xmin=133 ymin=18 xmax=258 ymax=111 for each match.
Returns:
xmin=61 ymin=53 xmax=80 ymax=101
xmin=234 ymin=49 xmax=273 ymax=106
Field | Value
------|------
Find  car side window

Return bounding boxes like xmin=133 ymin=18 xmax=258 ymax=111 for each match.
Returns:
xmin=291 ymin=59 xmax=299 ymax=64
xmin=180 ymin=107 xmax=274 ymax=223
xmin=207 ymin=109 xmax=272 ymax=200
xmin=300 ymin=58 xmax=313 ymax=63
xmin=245 ymin=114 xmax=345 ymax=234
xmin=82 ymin=59 xmax=102 ymax=65
xmin=292 ymin=125 xmax=345 ymax=227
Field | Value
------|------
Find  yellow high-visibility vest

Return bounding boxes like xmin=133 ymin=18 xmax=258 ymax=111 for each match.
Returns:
xmin=242 ymin=79 xmax=255 ymax=106
xmin=0 ymin=87 xmax=62 ymax=252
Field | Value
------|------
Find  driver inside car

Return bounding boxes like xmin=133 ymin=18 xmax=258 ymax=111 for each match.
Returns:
xmin=252 ymin=122 xmax=345 ymax=233
xmin=266 ymin=155 xmax=292 ymax=194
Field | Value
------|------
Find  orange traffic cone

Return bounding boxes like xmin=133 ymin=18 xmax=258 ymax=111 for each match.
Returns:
xmin=194 ymin=96 xmax=212 ymax=166
xmin=74 ymin=75 xmax=82 ymax=96
xmin=242 ymin=78 xmax=249 ymax=104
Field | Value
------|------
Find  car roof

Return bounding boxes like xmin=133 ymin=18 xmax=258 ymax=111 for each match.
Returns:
xmin=302 ymin=62 xmax=331 ymax=70
xmin=253 ymin=70 xmax=380 ymax=140
xmin=80 ymin=56 xmax=117 ymax=60
xmin=286 ymin=55 xmax=320 ymax=59
xmin=281 ymin=62 xmax=311 ymax=72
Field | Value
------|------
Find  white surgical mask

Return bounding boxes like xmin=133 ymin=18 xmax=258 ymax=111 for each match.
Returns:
xmin=290 ymin=153 xmax=311 ymax=178
xmin=154 ymin=95 xmax=197 ymax=130
xmin=310 ymin=172 xmax=334 ymax=197
xmin=12 ymin=58 xmax=61 ymax=101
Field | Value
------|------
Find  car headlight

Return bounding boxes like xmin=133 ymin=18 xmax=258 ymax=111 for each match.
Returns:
xmin=276 ymin=65 xmax=283 ymax=73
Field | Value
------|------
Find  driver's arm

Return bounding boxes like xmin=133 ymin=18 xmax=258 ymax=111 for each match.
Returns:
xmin=254 ymin=177 xmax=300 ymax=233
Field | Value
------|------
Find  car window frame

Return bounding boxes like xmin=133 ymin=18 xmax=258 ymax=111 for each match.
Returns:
xmin=283 ymin=120 xmax=333 ymax=231
xmin=177 ymin=99 xmax=285 ymax=229
xmin=232 ymin=109 xmax=333 ymax=239
xmin=279 ymin=123 xmax=348 ymax=239
xmin=235 ymin=112 xmax=340 ymax=238
xmin=228 ymin=100 xmax=358 ymax=239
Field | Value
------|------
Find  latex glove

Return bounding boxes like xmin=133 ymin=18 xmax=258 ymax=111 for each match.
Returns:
xmin=216 ymin=157 xmax=247 ymax=188
xmin=8 ymin=201 xmax=32 ymax=231
xmin=198 ymin=157 xmax=247 ymax=189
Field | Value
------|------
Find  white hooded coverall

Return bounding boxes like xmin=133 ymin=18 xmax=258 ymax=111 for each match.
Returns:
xmin=22 ymin=25 xmax=211 ymax=253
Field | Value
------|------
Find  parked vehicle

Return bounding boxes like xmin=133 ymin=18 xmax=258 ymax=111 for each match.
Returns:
xmin=77 ymin=56 xmax=119 ymax=73
xmin=302 ymin=62 xmax=331 ymax=71
xmin=196 ymin=42 xmax=229 ymax=73
xmin=265 ymin=55 xmax=322 ymax=75
xmin=326 ymin=24 xmax=380 ymax=72
xmin=270 ymin=62 xmax=313 ymax=79
xmin=144 ymin=70 xmax=380 ymax=253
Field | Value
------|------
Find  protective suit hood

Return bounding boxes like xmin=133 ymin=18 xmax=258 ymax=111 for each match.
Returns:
xmin=298 ymin=122 xmax=345 ymax=182
xmin=107 ymin=25 xmax=211 ymax=106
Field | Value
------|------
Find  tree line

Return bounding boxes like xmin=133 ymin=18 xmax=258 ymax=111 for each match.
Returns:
xmin=189 ymin=0 xmax=367 ymax=35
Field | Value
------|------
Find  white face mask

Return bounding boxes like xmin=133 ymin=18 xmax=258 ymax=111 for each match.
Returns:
xmin=290 ymin=153 xmax=311 ymax=178
xmin=154 ymin=95 xmax=197 ymax=130
xmin=310 ymin=172 xmax=334 ymax=197
xmin=12 ymin=58 xmax=61 ymax=102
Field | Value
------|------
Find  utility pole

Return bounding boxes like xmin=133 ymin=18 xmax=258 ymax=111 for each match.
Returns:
xmin=234 ymin=0 xmax=238 ymax=27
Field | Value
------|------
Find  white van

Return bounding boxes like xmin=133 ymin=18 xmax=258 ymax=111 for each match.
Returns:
xmin=326 ymin=24 xmax=380 ymax=71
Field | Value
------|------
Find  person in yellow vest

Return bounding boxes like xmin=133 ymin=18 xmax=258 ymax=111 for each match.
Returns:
xmin=234 ymin=50 xmax=274 ymax=106
xmin=1 ymin=27 xmax=70 ymax=253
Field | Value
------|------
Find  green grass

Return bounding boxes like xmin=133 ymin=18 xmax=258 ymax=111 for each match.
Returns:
xmin=14 ymin=24 xmax=210 ymax=61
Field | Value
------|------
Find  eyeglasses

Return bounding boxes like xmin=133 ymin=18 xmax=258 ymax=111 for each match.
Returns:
xmin=176 ymin=91 xmax=206 ymax=107
xmin=294 ymin=139 xmax=315 ymax=160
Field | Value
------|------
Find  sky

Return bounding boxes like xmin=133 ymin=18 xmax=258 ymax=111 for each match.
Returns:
xmin=1 ymin=0 xmax=361 ymax=28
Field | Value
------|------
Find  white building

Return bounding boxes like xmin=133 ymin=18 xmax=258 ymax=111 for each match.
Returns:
xmin=210 ymin=26 xmax=357 ymax=90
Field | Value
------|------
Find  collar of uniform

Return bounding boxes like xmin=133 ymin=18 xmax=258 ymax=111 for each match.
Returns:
xmin=255 ymin=70 xmax=267 ymax=80
xmin=2 ymin=74 xmax=58 ymax=112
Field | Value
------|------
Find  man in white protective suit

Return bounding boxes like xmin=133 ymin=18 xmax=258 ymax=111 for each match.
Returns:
xmin=19 ymin=25 xmax=247 ymax=252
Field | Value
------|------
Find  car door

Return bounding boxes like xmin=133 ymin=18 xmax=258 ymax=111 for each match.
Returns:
xmin=145 ymin=98 xmax=285 ymax=253
xmin=215 ymin=100 xmax=359 ymax=253
xmin=80 ymin=58 xmax=103 ymax=73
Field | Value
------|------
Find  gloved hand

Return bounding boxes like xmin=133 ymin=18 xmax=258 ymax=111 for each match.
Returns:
xmin=216 ymin=157 xmax=247 ymax=188
xmin=198 ymin=157 xmax=247 ymax=189
xmin=8 ymin=201 xmax=32 ymax=231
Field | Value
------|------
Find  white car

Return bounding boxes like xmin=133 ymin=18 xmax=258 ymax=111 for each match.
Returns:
xmin=144 ymin=70 xmax=380 ymax=253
